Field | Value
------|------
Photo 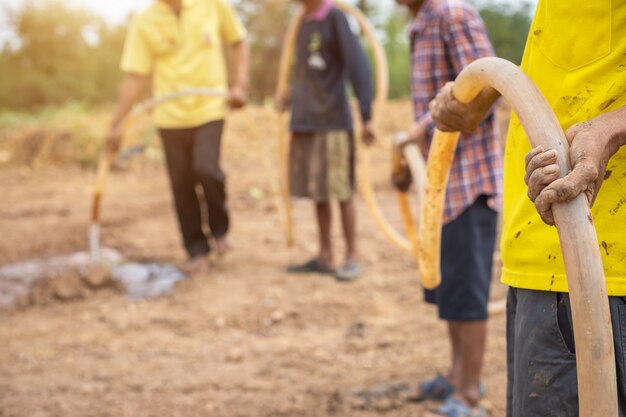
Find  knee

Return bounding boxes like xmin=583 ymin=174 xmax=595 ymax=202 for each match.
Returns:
xmin=193 ymin=163 xmax=224 ymax=183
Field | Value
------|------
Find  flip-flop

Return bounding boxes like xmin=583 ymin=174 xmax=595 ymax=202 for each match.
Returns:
xmin=287 ymin=258 xmax=335 ymax=275
xmin=428 ymin=397 xmax=485 ymax=417
xmin=407 ymin=374 xmax=455 ymax=402
xmin=335 ymin=259 xmax=362 ymax=281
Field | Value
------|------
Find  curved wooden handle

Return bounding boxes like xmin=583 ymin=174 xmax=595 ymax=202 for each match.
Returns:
xmin=275 ymin=10 xmax=303 ymax=247
xmin=419 ymin=57 xmax=616 ymax=417
xmin=91 ymin=87 xmax=229 ymax=222
xmin=334 ymin=2 xmax=413 ymax=254
xmin=391 ymin=144 xmax=419 ymax=258
xmin=392 ymin=134 xmax=427 ymax=259
xmin=90 ymin=88 xmax=228 ymax=261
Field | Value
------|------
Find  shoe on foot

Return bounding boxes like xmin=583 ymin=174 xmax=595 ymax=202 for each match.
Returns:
xmin=335 ymin=259 xmax=362 ymax=281
xmin=287 ymin=258 xmax=335 ymax=275
xmin=408 ymin=374 xmax=486 ymax=403
xmin=407 ymin=374 xmax=454 ymax=402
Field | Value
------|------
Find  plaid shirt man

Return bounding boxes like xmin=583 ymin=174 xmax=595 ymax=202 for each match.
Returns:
xmin=409 ymin=0 xmax=503 ymax=224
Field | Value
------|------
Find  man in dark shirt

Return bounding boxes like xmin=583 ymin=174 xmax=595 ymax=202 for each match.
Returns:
xmin=276 ymin=0 xmax=375 ymax=281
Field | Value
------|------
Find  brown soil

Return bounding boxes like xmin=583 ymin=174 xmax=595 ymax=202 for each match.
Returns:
xmin=0 ymin=102 xmax=509 ymax=417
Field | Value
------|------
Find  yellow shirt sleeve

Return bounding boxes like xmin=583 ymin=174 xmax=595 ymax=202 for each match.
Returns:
xmin=217 ymin=0 xmax=247 ymax=44
xmin=120 ymin=17 xmax=154 ymax=76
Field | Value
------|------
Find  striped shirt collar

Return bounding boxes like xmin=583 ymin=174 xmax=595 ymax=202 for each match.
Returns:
xmin=409 ymin=0 xmax=439 ymax=35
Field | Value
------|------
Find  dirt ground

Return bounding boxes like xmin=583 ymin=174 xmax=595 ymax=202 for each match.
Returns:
xmin=0 ymin=102 xmax=509 ymax=417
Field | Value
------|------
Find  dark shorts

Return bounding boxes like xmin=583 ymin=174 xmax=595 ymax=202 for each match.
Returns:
xmin=290 ymin=130 xmax=355 ymax=203
xmin=424 ymin=195 xmax=498 ymax=321
xmin=506 ymin=287 xmax=626 ymax=417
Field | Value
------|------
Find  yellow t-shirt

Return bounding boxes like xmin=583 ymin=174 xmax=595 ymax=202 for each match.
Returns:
xmin=121 ymin=0 xmax=246 ymax=128
xmin=502 ymin=1 xmax=626 ymax=295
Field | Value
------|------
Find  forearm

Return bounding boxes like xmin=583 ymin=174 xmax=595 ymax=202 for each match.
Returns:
xmin=229 ymin=40 xmax=249 ymax=89
xmin=110 ymin=74 xmax=149 ymax=128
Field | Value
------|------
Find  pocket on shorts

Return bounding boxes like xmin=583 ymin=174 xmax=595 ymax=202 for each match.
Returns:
xmin=555 ymin=293 xmax=577 ymax=357
xmin=534 ymin=1 xmax=612 ymax=71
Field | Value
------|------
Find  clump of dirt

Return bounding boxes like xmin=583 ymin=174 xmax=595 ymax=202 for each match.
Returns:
xmin=13 ymin=265 xmax=119 ymax=308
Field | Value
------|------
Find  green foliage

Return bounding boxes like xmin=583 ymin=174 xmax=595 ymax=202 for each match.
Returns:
xmin=0 ymin=0 xmax=533 ymax=109
xmin=0 ymin=0 xmax=125 ymax=110
xmin=475 ymin=1 xmax=533 ymax=64
xmin=235 ymin=0 xmax=292 ymax=101
xmin=382 ymin=11 xmax=411 ymax=99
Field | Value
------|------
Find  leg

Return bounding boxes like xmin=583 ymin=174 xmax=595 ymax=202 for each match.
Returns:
xmin=331 ymin=131 xmax=362 ymax=281
xmin=192 ymin=120 xmax=230 ymax=255
xmin=287 ymin=132 xmax=335 ymax=274
xmin=418 ymin=196 xmax=496 ymax=413
xmin=446 ymin=321 xmax=463 ymax=387
xmin=160 ymin=128 xmax=210 ymax=259
xmin=316 ymin=201 xmax=334 ymax=267
xmin=449 ymin=320 xmax=487 ymax=406
xmin=339 ymin=197 xmax=356 ymax=262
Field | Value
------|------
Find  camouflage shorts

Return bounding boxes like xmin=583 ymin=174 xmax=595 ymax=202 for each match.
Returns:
xmin=290 ymin=130 xmax=355 ymax=203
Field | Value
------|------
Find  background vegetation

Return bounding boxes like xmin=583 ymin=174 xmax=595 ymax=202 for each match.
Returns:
xmin=0 ymin=0 xmax=532 ymax=111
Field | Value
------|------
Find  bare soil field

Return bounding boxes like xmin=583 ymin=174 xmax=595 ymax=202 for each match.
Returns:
xmin=0 ymin=101 xmax=509 ymax=417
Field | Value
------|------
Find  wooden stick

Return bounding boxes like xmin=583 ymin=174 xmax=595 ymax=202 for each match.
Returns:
xmin=90 ymin=88 xmax=228 ymax=263
xmin=419 ymin=57 xmax=616 ymax=417
xmin=275 ymin=10 xmax=303 ymax=247
xmin=333 ymin=1 xmax=412 ymax=253
xmin=391 ymin=134 xmax=426 ymax=259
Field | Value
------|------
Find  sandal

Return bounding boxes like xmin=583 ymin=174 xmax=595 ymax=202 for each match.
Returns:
xmin=407 ymin=374 xmax=455 ymax=402
xmin=428 ymin=397 xmax=485 ymax=417
xmin=407 ymin=375 xmax=486 ymax=403
xmin=287 ymin=258 xmax=335 ymax=275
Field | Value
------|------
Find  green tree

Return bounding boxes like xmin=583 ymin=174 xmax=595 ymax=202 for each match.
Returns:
xmin=235 ymin=0 xmax=292 ymax=101
xmin=476 ymin=1 xmax=533 ymax=64
xmin=0 ymin=0 xmax=125 ymax=109
xmin=382 ymin=10 xmax=411 ymax=99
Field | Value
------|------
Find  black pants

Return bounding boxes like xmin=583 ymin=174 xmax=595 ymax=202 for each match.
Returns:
xmin=506 ymin=287 xmax=626 ymax=416
xmin=159 ymin=120 xmax=228 ymax=258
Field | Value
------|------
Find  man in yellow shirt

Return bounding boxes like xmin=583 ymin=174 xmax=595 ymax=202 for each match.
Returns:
xmin=105 ymin=0 xmax=249 ymax=273
xmin=430 ymin=1 xmax=626 ymax=415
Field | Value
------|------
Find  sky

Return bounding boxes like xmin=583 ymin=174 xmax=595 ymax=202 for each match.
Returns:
xmin=1 ymin=0 xmax=152 ymax=24
xmin=1 ymin=0 xmax=394 ymax=25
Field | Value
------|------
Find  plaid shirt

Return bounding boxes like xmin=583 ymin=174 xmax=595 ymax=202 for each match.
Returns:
xmin=409 ymin=0 xmax=503 ymax=224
